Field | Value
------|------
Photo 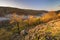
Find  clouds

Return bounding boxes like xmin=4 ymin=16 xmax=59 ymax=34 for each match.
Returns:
xmin=0 ymin=0 xmax=24 ymax=8
xmin=0 ymin=0 xmax=60 ymax=11
xmin=0 ymin=0 xmax=15 ymax=7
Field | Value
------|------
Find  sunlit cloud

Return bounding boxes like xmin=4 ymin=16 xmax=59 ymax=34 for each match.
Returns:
xmin=0 ymin=0 xmax=60 ymax=11
xmin=0 ymin=0 xmax=29 ymax=9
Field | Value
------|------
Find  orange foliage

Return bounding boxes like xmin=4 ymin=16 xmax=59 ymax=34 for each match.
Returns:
xmin=10 ymin=13 xmax=22 ymax=24
xmin=40 ymin=11 xmax=56 ymax=22
xmin=28 ymin=15 xmax=39 ymax=25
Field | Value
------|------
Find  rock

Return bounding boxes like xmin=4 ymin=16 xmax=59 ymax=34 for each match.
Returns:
xmin=20 ymin=29 xmax=28 ymax=36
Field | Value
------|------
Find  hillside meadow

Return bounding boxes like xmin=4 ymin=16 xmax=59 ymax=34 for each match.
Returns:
xmin=0 ymin=7 xmax=60 ymax=40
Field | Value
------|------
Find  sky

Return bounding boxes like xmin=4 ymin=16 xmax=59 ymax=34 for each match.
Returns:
xmin=0 ymin=0 xmax=60 ymax=11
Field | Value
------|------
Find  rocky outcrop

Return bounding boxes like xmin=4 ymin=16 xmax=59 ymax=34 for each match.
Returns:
xmin=24 ymin=19 xmax=60 ymax=40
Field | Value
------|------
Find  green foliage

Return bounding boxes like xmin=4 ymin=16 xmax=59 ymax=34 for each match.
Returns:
xmin=0 ymin=28 xmax=12 ymax=40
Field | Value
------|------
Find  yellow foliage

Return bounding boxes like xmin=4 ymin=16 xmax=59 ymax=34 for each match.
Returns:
xmin=40 ymin=11 xmax=56 ymax=22
xmin=57 ymin=13 xmax=60 ymax=17
xmin=10 ymin=13 xmax=23 ymax=24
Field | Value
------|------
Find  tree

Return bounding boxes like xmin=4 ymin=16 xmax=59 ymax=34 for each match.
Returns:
xmin=10 ymin=13 xmax=23 ymax=34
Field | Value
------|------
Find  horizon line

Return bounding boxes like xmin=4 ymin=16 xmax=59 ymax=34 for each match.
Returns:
xmin=0 ymin=6 xmax=60 ymax=11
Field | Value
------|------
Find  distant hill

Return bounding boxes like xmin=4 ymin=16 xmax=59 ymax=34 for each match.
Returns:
xmin=0 ymin=7 xmax=60 ymax=17
xmin=0 ymin=7 xmax=48 ymax=17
